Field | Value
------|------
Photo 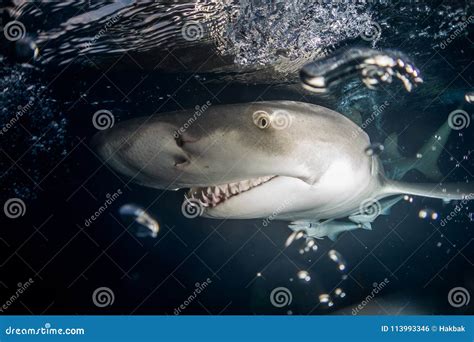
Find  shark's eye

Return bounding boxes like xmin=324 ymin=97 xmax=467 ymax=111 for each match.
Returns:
xmin=253 ymin=111 xmax=271 ymax=129
xmin=174 ymin=134 xmax=184 ymax=147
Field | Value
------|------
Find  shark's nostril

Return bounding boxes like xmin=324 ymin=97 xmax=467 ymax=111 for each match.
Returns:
xmin=174 ymin=156 xmax=190 ymax=168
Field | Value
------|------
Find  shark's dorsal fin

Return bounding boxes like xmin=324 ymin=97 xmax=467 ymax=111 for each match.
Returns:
xmin=411 ymin=120 xmax=452 ymax=181
xmin=383 ymin=133 xmax=402 ymax=161
xmin=381 ymin=120 xmax=452 ymax=181
xmin=380 ymin=195 xmax=404 ymax=215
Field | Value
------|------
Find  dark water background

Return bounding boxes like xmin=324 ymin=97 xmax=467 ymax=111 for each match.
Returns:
xmin=0 ymin=0 xmax=473 ymax=314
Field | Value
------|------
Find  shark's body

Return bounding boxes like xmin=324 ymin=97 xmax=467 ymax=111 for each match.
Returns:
xmin=92 ymin=101 xmax=472 ymax=239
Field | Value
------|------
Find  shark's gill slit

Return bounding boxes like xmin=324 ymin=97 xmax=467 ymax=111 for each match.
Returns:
xmin=186 ymin=176 xmax=277 ymax=208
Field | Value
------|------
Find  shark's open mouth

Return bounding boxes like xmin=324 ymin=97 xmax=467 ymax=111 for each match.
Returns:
xmin=185 ymin=176 xmax=277 ymax=208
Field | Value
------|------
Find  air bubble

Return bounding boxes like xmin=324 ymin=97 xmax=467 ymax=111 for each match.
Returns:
xmin=119 ymin=204 xmax=160 ymax=238
xmin=334 ymin=288 xmax=346 ymax=298
xmin=285 ymin=229 xmax=306 ymax=247
xmin=418 ymin=209 xmax=438 ymax=221
xmin=328 ymin=249 xmax=346 ymax=271
xmin=365 ymin=143 xmax=384 ymax=156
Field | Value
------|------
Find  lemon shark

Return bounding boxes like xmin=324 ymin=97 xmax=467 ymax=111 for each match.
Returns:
xmin=92 ymin=101 xmax=472 ymax=240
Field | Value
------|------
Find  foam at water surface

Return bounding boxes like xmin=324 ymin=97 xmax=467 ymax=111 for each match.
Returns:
xmin=221 ymin=1 xmax=377 ymax=69
xmin=8 ymin=0 xmax=378 ymax=75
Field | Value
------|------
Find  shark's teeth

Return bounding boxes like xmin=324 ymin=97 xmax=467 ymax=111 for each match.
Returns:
xmin=186 ymin=176 xmax=276 ymax=208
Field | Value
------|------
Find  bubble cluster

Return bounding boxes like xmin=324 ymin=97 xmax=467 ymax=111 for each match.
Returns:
xmin=297 ymin=270 xmax=311 ymax=282
xmin=224 ymin=2 xmax=376 ymax=68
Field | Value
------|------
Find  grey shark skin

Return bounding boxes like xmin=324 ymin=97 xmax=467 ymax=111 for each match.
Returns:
xmin=92 ymin=101 xmax=473 ymax=237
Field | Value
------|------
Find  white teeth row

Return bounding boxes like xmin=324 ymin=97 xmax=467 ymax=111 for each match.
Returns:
xmin=186 ymin=176 xmax=275 ymax=208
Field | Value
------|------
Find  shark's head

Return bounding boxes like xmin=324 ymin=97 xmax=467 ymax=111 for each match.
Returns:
xmin=92 ymin=101 xmax=370 ymax=219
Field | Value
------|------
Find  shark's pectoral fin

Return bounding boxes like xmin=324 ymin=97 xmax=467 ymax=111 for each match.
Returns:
xmin=327 ymin=232 xmax=339 ymax=242
xmin=412 ymin=120 xmax=452 ymax=181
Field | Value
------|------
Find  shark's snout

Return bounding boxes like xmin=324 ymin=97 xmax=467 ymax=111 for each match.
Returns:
xmin=91 ymin=119 xmax=196 ymax=188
